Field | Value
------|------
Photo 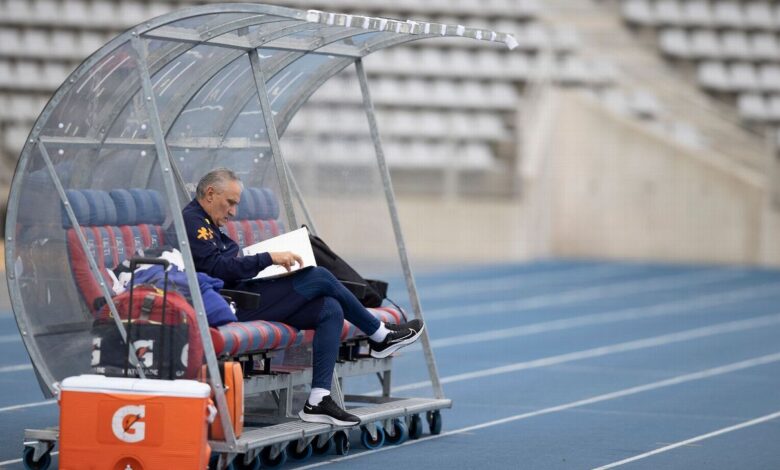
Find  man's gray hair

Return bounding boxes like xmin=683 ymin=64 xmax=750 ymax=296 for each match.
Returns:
xmin=195 ymin=168 xmax=242 ymax=199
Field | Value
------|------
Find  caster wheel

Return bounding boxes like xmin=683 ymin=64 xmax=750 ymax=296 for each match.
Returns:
xmin=334 ymin=431 xmax=350 ymax=456
xmin=385 ymin=418 xmax=409 ymax=445
xmin=208 ymin=454 xmax=236 ymax=470
xmin=23 ymin=447 xmax=51 ymax=470
xmin=313 ymin=435 xmax=334 ymax=455
xmin=232 ymin=455 xmax=260 ymax=470
xmin=260 ymin=446 xmax=288 ymax=468
xmin=289 ymin=440 xmax=313 ymax=461
xmin=427 ymin=410 xmax=442 ymax=435
xmin=409 ymin=414 xmax=424 ymax=439
xmin=360 ymin=425 xmax=385 ymax=449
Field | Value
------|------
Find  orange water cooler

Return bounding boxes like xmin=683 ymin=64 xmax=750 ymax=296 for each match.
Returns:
xmin=59 ymin=374 xmax=213 ymax=470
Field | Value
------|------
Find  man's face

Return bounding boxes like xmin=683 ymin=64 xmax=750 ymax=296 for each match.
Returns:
xmin=203 ymin=180 xmax=241 ymax=227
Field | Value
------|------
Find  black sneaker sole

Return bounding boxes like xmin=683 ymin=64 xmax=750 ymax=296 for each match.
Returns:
xmin=370 ymin=323 xmax=425 ymax=359
xmin=298 ymin=410 xmax=360 ymax=427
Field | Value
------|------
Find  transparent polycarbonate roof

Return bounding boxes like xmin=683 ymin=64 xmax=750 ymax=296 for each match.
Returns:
xmin=5 ymin=3 xmax=516 ymax=395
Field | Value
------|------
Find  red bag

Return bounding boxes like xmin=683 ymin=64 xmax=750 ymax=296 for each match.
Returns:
xmin=93 ymin=281 xmax=204 ymax=379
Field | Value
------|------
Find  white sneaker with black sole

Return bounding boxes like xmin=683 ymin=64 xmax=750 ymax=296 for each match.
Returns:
xmin=299 ymin=395 xmax=361 ymax=426
xmin=368 ymin=321 xmax=425 ymax=359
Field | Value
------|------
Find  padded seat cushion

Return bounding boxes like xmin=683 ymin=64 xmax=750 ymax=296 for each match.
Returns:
xmin=64 ymin=187 xmax=400 ymax=358
xmin=211 ymin=306 xmax=404 ymax=356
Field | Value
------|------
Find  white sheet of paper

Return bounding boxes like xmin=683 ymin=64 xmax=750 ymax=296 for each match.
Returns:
xmin=242 ymin=227 xmax=317 ymax=279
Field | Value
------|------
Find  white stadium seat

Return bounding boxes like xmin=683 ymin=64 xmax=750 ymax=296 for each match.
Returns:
xmin=721 ymin=31 xmax=752 ymax=60
xmin=758 ymin=64 xmax=780 ymax=92
xmin=32 ymin=0 xmax=62 ymax=24
xmin=655 ymin=0 xmax=684 ymax=26
xmin=683 ymin=1 xmax=714 ymax=27
xmin=690 ymin=30 xmax=721 ymax=58
xmin=743 ymin=2 xmax=775 ymax=30
xmin=623 ymin=0 xmax=656 ymax=25
xmin=659 ymin=28 xmax=690 ymax=57
xmin=697 ymin=61 xmax=730 ymax=90
xmin=712 ymin=1 xmax=745 ymax=29
xmin=0 ymin=29 xmax=21 ymax=55
xmin=737 ymin=93 xmax=769 ymax=120
xmin=729 ymin=62 xmax=759 ymax=91
xmin=766 ymin=95 xmax=780 ymax=120
xmin=0 ymin=62 xmax=12 ymax=87
xmin=750 ymin=33 xmax=780 ymax=60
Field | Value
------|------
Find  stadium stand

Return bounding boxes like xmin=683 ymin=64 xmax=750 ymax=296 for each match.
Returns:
xmin=0 ymin=0 xmax=620 ymax=202
xmin=619 ymin=0 xmax=780 ymax=147
xmin=2 ymin=0 xmax=779 ymax=264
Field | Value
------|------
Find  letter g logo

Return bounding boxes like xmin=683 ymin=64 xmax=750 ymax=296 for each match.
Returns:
xmin=111 ymin=405 xmax=146 ymax=443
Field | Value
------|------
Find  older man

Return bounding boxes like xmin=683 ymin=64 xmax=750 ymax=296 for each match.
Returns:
xmin=183 ymin=168 xmax=423 ymax=426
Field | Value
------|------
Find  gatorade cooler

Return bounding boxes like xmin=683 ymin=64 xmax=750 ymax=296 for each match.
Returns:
xmin=59 ymin=374 xmax=213 ymax=470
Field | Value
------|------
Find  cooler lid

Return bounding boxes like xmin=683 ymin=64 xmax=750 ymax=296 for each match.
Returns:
xmin=60 ymin=374 xmax=211 ymax=398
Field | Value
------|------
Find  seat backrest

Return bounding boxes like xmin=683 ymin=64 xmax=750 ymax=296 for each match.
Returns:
xmin=223 ymin=187 xmax=285 ymax=250
xmin=64 ymin=188 xmax=166 ymax=311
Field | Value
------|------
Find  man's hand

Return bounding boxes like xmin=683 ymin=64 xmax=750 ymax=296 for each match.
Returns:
xmin=270 ymin=251 xmax=304 ymax=272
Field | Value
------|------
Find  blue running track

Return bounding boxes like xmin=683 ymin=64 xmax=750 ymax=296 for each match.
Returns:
xmin=1 ymin=259 xmax=779 ymax=469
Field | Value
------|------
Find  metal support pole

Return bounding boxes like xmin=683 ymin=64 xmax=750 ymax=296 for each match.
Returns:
xmin=38 ymin=142 xmax=146 ymax=379
xmin=248 ymin=48 xmax=298 ymax=229
xmin=283 ymin=157 xmax=318 ymax=235
xmin=355 ymin=58 xmax=445 ymax=399
xmin=130 ymin=35 xmax=238 ymax=449
xmin=250 ymin=48 xmax=348 ymax=407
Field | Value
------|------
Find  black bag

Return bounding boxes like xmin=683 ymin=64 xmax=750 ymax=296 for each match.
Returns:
xmin=307 ymin=228 xmax=388 ymax=308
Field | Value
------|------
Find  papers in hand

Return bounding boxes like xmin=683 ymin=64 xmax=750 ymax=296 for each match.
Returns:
xmin=242 ymin=227 xmax=317 ymax=279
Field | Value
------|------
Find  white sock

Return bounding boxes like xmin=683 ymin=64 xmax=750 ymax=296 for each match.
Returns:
xmin=308 ymin=387 xmax=330 ymax=406
xmin=369 ymin=322 xmax=390 ymax=342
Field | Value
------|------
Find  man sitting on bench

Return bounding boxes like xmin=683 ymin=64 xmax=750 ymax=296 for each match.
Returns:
xmin=183 ymin=168 xmax=424 ymax=426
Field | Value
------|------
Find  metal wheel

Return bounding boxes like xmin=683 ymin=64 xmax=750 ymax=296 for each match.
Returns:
xmin=385 ymin=418 xmax=409 ymax=445
xmin=22 ymin=446 xmax=51 ymax=470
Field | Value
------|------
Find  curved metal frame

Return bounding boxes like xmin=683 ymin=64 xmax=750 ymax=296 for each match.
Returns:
xmin=4 ymin=2 xmax=515 ymax=453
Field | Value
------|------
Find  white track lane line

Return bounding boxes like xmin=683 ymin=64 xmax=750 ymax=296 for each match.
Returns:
xmin=387 ymin=312 xmax=780 ymax=394
xmin=0 ymin=364 xmax=31 ymax=374
xmin=0 ymin=399 xmax=55 ymax=413
xmin=0 ymin=452 xmax=59 ymax=467
xmin=592 ymin=409 xmax=780 ymax=469
xmin=3 ymin=288 xmax=777 ymax=415
xmin=429 ymin=281 xmax=780 ymax=349
xmin=297 ymin=351 xmax=780 ymax=469
xmin=0 ymin=335 xmax=20 ymax=344
xmin=424 ymin=269 xmax=746 ymax=320
xmin=421 ymin=264 xmax=629 ymax=299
